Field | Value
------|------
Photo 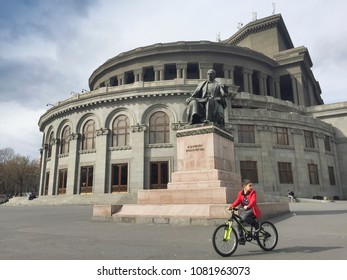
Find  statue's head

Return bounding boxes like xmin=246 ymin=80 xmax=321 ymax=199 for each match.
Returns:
xmin=207 ymin=69 xmax=216 ymax=81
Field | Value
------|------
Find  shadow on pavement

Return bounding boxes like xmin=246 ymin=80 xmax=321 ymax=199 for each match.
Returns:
xmin=274 ymin=245 xmax=343 ymax=254
xmin=229 ymin=245 xmax=343 ymax=258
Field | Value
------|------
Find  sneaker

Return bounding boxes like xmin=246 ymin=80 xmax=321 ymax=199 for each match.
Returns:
xmin=238 ymin=237 xmax=246 ymax=245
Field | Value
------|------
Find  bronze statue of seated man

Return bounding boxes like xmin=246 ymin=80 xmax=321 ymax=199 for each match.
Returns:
xmin=186 ymin=69 xmax=227 ymax=126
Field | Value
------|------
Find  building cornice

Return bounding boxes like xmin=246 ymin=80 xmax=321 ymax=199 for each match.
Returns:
xmin=38 ymin=89 xmax=192 ymax=131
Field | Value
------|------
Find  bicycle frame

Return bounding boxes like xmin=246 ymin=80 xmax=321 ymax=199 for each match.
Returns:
xmin=213 ymin=208 xmax=278 ymax=256
xmin=224 ymin=209 xmax=256 ymax=241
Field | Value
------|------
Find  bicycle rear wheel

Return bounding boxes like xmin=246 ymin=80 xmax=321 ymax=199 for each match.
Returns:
xmin=212 ymin=224 xmax=238 ymax=257
xmin=256 ymin=221 xmax=278 ymax=251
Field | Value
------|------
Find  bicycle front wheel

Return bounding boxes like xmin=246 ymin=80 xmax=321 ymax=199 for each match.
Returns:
xmin=212 ymin=224 xmax=238 ymax=257
xmin=256 ymin=221 xmax=278 ymax=251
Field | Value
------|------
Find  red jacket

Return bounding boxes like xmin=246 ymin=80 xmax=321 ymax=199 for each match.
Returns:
xmin=230 ymin=189 xmax=261 ymax=219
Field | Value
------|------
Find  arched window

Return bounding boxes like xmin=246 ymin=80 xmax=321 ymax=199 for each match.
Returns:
xmin=149 ymin=111 xmax=170 ymax=144
xmin=60 ymin=125 xmax=71 ymax=154
xmin=112 ymin=115 xmax=130 ymax=146
xmin=47 ymin=131 xmax=54 ymax=158
xmin=82 ymin=120 xmax=96 ymax=150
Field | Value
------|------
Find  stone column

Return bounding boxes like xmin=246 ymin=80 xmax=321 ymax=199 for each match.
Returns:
xmin=94 ymin=128 xmax=109 ymax=194
xmin=242 ymin=68 xmax=249 ymax=93
xmin=66 ymin=133 xmax=80 ymax=195
xmin=268 ymin=76 xmax=276 ymax=97
xmin=291 ymin=75 xmax=299 ymax=105
xmin=130 ymin=124 xmax=147 ymax=192
xmin=154 ymin=69 xmax=159 ymax=81
xmin=258 ymin=72 xmax=267 ymax=96
xmin=134 ymin=69 xmax=143 ymax=82
xmin=154 ymin=65 xmax=164 ymax=81
xmin=176 ymin=63 xmax=187 ymax=80
xmin=242 ymin=68 xmax=253 ymax=93
xmin=274 ymin=77 xmax=281 ymax=99
xmin=117 ymin=74 xmax=124 ymax=85
xmin=316 ymin=132 xmax=329 ymax=195
xmin=294 ymin=73 xmax=305 ymax=106
xmin=182 ymin=65 xmax=187 ymax=80
xmin=48 ymin=138 xmax=59 ymax=195
xmin=176 ymin=67 xmax=181 ymax=79
xmin=242 ymin=68 xmax=253 ymax=94
xmin=38 ymin=144 xmax=48 ymax=196
xmin=223 ymin=65 xmax=235 ymax=84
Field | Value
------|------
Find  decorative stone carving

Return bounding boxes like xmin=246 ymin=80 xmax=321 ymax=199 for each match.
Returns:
xmin=171 ymin=122 xmax=185 ymax=131
xmin=131 ymin=124 xmax=147 ymax=133
xmin=177 ymin=125 xmax=234 ymax=141
xmin=68 ymin=132 xmax=80 ymax=141
xmin=96 ymin=128 xmax=109 ymax=136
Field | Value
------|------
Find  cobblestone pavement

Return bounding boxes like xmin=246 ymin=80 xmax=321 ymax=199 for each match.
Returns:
xmin=1 ymin=201 xmax=347 ymax=260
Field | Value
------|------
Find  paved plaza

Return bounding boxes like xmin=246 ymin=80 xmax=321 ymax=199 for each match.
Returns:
xmin=0 ymin=201 xmax=347 ymax=260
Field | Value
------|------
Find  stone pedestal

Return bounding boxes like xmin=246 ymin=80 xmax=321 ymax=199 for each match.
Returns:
xmin=137 ymin=125 xmax=241 ymax=204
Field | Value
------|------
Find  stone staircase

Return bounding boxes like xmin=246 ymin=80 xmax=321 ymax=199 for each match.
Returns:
xmin=4 ymin=193 xmax=138 ymax=206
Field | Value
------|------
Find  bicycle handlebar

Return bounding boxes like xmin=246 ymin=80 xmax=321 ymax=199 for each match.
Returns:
xmin=226 ymin=207 xmax=241 ymax=215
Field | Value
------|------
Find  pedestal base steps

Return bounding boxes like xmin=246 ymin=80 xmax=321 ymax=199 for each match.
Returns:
xmin=92 ymin=202 xmax=289 ymax=225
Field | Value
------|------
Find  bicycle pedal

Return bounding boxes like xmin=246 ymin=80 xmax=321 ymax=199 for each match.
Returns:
xmin=238 ymin=237 xmax=246 ymax=245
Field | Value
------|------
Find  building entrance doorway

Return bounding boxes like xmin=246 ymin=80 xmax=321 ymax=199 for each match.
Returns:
xmin=58 ymin=169 xmax=68 ymax=194
xmin=111 ymin=163 xmax=128 ymax=192
xmin=80 ymin=166 xmax=93 ymax=194
xmin=150 ymin=161 xmax=168 ymax=189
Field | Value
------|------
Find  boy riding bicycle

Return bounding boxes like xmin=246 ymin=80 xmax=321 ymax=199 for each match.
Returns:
xmin=229 ymin=179 xmax=261 ymax=245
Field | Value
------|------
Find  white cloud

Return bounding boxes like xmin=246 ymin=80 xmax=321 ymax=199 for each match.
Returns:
xmin=1 ymin=0 xmax=347 ymax=158
xmin=0 ymin=102 xmax=45 ymax=158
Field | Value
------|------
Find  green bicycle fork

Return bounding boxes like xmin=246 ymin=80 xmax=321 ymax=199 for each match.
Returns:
xmin=223 ymin=222 xmax=232 ymax=241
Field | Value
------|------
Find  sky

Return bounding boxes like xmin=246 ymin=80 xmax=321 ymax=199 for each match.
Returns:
xmin=1 ymin=0 xmax=347 ymax=159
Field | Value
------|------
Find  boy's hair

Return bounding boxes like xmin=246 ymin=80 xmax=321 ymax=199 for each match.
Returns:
xmin=242 ymin=178 xmax=252 ymax=187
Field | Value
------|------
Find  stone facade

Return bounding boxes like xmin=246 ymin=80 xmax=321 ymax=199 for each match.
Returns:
xmin=38 ymin=14 xmax=346 ymax=200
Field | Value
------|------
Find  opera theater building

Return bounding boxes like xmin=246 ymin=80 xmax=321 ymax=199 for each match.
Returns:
xmin=38 ymin=14 xmax=347 ymax=203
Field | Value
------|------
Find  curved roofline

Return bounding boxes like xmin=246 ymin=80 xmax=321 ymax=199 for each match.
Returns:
xmin=88 ymin=40 xmax=277 ymax=89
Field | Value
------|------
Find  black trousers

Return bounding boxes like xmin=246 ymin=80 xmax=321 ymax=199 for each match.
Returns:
xmin=238 ymin=209 xmax=258 ymax=237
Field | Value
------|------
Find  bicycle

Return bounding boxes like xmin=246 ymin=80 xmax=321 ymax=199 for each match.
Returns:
xmin=212 ymin=207 xmax=278 ymax=257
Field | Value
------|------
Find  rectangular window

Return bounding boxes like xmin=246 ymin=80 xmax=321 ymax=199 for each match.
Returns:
xmin=150 ymin=161 xmax=169 ymax=189
xmin=324 ymin=135 xmax=332 ymax=152
xmin=80 ymin=166 xmax=94 ymax=193
xmin=304 ymin=130 xmax=315 ymax=148
xmin=308 ymin=164 xmax=319 ymax=185
xmin=111 ymin=163 xmax=128 ymax=192
xmin=278 ymin=162 xmax=294 ymax=184
xmin=240 ymin=161 xmax=259 ymax=183
xmin=238 ymin=125 xmax=255 ymax=143
xmin=274 ymin=127 xmax=289 ymax=145
xmin=328 ymin=166 xmax=336 ymax=186
xmin=58 ymin=169 xmax=68 ymax=195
